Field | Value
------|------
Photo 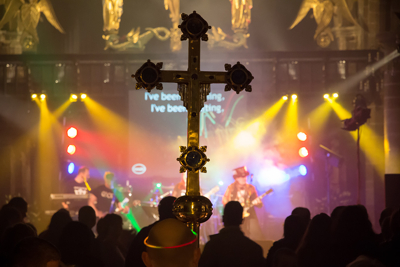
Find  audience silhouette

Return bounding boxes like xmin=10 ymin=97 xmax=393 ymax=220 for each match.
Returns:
xmin=78 ymin=205 xmax=97 ymax=231
xmin=291 ymin=207 xmax=311 ymax=227
xmin=199 ymin=201 xmax=265 ymax=267
xmin=10 ymin=237 xmax=61 ymax=267
xmin=96 ymin=213 xmax=125 ymax=267
xmin=379 ymin=209 xmax=400 ymax=267
xmin=39 ymin=209 xmax=72 ymax=248
xmin=272 ymin=248 xmax=298 ymax=267
xmin=0 ymin=194 xmax=397 ymax=267
xmin=296 ymin=213 xmax=332 ymax=267
xmin=58 ymin=221 xmax=100 ymax=267
xmin=265 ymin=214 xmax=306 ymax=267
xmin=331 ymin=205 xmax=378 ymax=267
xmin=141 ymin=218 xmax=201 ymax=267
xmin=125 ymin=196 xmax=177 ymax=267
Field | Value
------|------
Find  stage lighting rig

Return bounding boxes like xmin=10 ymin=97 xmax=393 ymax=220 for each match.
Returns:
xmin=31 ymin=93 xmax=37 ymax=100
xmin=282 ymin=95 xmax=288 ymax=101
xmin=80 ymin=93 xmax=87 ymax=101
xmin=224 ymin=62 xmax=254 ymax=94
xmin=291 ymin=94 xmax=297 ymax=100
xmin=342 ymin=94 xmax=371 ymax=131
xmin=40 ymin=93 xmax=46 ymax=101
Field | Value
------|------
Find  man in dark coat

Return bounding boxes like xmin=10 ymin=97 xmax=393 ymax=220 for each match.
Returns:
xmin=198 ymin=201 xmax=265 ymax=267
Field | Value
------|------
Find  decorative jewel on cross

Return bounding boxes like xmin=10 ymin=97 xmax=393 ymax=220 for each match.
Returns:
xmin=132 ymin=11 xmax=254 ymax=235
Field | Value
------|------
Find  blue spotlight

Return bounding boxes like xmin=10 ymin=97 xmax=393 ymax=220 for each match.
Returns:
xmin=299 ymin=165 xmax=307 ymax=176
xmin=67 ymin=162 xmax=75 ymax=174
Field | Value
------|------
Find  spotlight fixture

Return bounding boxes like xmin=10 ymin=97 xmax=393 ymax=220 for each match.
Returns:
xmin=291 ymin=94 xmax=297 ymax=100
xmin=31 ymin=93 xmax=37 ymax=100
xmin=40 ymin=94 xmax=46 ymax=101
xmin=342 ymin=94 xmax=371 ymax=131
xmin=70 ymin=94 xmax=78 ymax=102
xmin=282 ymin=95 xmax=288 ymax=101
xmin=299 ymin=147 xmax=309 ymax=158
xmin=67 ymin=145 xmax=76 ymax=155
xmin=297 ymin=132 xmax=307 ymax=141
xmin=333 ymin=93 xmax=339 ymax=98
xmin=67 ymin=127 xmax=78 ymax=139
xmin=80 ymin=93 xmax=87 ymax=100
xmin=323 ymin=94 xmax=330 ymax=99
xmin=67 ymin=162 xmax=75 ymax=174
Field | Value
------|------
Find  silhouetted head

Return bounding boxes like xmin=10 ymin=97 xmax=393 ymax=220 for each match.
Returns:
xmin=283 ymin=215 xmax=306 ymax=244
xmin=58 ymin=221 xmax=93 ymax=265
xmin=78 ymin=206 xmax=96 ymax=229
xmin=142 ymin=218 xmax=200 ymax=267
xmin=379 ymin=207 xmax=395 ymax=227
xmin=333 ymin=205 xmax=375 ymax=246
xmin=331 ymin=206 xmax=346 ymax=220
xmin=272 ymin=248 xmax=298 ymax=267
xmin=297 ymin=213 xmax=331 ymax=252
xmin=8 ymin=197 xmax=28 ymax=219
xmin=330 ymin=206 xmax=346 ymax=233
xmin=158 ymin=196 xmax=177 ymax=220
xmin=381 ymin=217 xmax=392 ymax=242
xmin=223 ymin=201 xmax=243 ymax=227
xmin=98 ymin=213 xmax=123 ymax=242
xmin=291 ymin=207 xmax=311 ymax=226
xmin=0 ymin=205 xmax=22 ymax=225
xmin=1 ymin=223 xmax=37 ymax=260
xmin=390 ymin=209 xmax=400 ymax=237
xmin=11 ymin=237 xmax=61 ymax=267
xmin=48 ymin=209 xmax=72 ymax=232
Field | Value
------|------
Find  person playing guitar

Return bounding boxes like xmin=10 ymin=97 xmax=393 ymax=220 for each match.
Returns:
xmin=222 ymin=166 xmax=264 ymax=240
xmin=89 ymin=171 xmax=130 ymax=218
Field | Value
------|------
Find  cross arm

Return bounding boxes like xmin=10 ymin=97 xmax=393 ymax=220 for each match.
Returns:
xmin=198 ymin=71 xmax=228 ymax=84
xmin=160 ymin=70 xmax=191 ymax=83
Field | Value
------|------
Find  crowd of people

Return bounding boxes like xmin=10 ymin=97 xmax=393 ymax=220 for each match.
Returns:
xmin=0 ymin=195 xmax=399 ymax=267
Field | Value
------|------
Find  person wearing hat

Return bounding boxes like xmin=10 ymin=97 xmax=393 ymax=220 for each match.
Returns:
xmin=222 ymin=166 xmax=263 ymax=240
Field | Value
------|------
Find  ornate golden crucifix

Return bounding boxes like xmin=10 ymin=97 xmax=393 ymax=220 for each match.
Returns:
xmin=132 ymin=11 xmax=253 ymax=235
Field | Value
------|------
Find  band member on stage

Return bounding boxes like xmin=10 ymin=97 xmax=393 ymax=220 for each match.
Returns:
xmin=89 ymin=171 xmax=128 ymax=218
xmin=62 ymin=166 xmax=91 ymax=211
xmin=222 ymin=166 xmax=264 ymax=240
xmin=172 ymin=172 xmax=187 ymax=197
xmin=172 ymin=172 xmax=204 ymax=198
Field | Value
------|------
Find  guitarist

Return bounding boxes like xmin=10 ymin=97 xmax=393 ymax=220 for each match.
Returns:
xmin=89 ymin=171 xmax=129 ymax=218
xmin=222 ymin=166 xmax=264 ymax=240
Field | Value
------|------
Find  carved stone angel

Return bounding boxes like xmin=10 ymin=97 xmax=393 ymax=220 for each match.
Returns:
xmin=289 ymin=0 xmax=361 ymax=47
xmin=0 ymin=0 xmax=65 ymax=51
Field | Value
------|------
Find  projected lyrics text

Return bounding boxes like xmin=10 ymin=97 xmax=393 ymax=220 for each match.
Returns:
xmin=145 ymin=92 xmax=225 ymax=114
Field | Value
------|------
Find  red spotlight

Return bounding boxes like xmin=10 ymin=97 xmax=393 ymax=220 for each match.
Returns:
xmin=67 ymin=127 xmax=78 ymax=138
xmin=299 ymin=147 xmax=309 ymax=158
xmin=67 ymin=145 xmax=76 ymax=155
xmin=297 ymin=132 xmax=307 ymax=141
